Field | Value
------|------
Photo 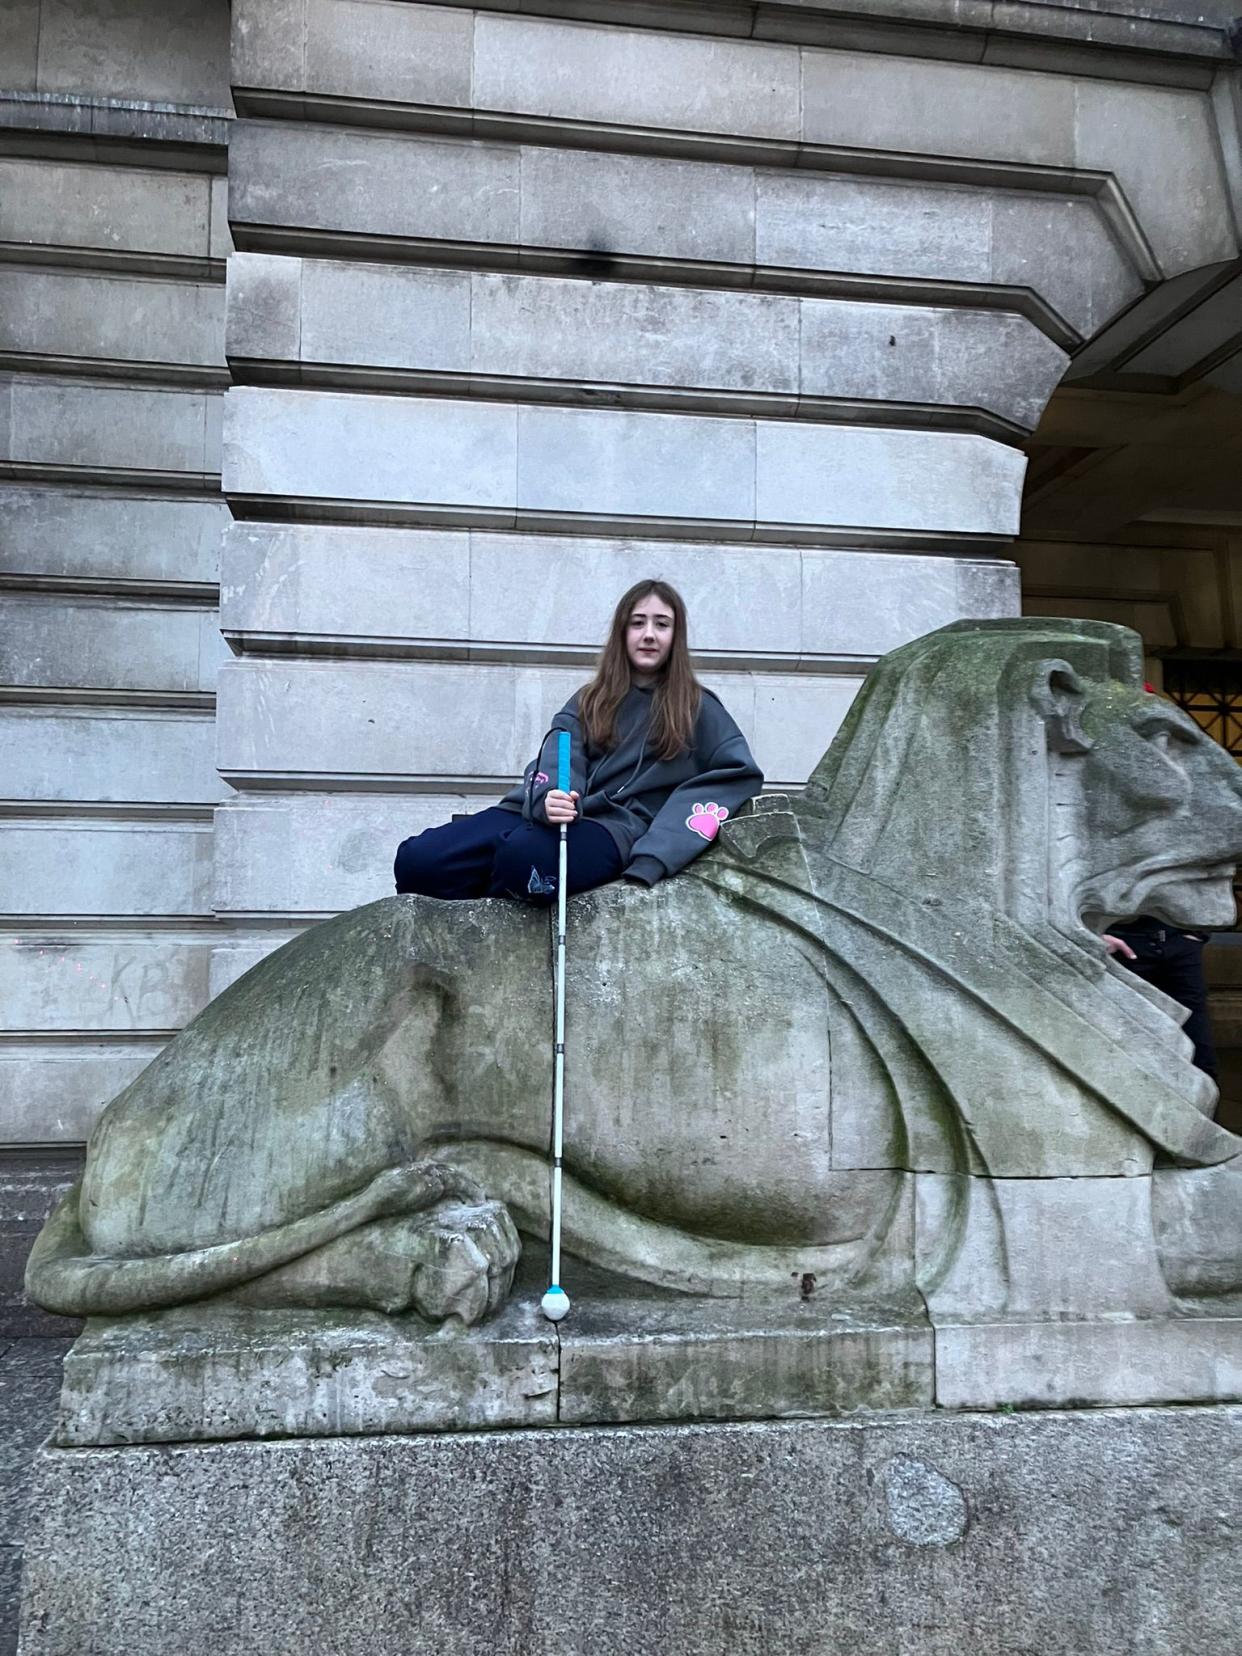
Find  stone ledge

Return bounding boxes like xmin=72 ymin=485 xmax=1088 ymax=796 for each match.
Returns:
xmin=232 ymin=0 xmax=1234 ymax=97
xmin=935 ymin=1313 xmax=1242 ymax=1410
xmin=19 ymin=1404 xmax=1242 ymax=1655
xmin=50 ymin=1289 xmax=932 ymax=1447
xmin=0 ymin=95 xmax=230 ymax=153
xmin=45 ymin=1281 xmax=1242 ymax=1447
xmin=558 ymin=1291 xmax=932 ymax=1424
xmin=55 ymin=1302 xmax=558 ymax=1446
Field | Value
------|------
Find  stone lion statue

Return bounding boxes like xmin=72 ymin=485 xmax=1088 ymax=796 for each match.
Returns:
xmin=28 ymin=619 xmax=1242 ymax=1326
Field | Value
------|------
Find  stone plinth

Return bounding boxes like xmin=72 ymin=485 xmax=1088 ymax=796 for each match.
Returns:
xmin=47 ymin=1283 xmax=932 ymax=1447
xmin=52 ymin=1301 xmax=559 ymax=1446
xmin=46 ymin=1289 xmax=1242 ymax=1450
xmin=934 ymin=1314 xmax=1242 ymax=1411
xmin=19 ymin=1405 xmax=1242 ymax=1655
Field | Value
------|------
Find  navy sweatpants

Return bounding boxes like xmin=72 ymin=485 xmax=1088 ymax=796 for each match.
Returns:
xmin=1109 ymin=919 xmax=1217 ymax=1081
xmin=394 ymin=807 xmax=624 ymax=906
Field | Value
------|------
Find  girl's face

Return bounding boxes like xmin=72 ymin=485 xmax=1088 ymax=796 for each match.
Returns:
xmin=626 ymin=592 xmax=676 ymax=675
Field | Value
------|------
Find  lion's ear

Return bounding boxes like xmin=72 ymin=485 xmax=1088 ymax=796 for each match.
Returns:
xmin=1030 ymin=660 xmax=1093 ymax=754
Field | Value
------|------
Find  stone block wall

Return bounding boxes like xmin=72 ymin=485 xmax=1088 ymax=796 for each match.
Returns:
xmin=221 ymin=0 xmax=1097 ymax=940
xmin=216 ymin=0 xmax=1236 ymax=947
xmin=0 ymin=0 xmax=232 ymax=1328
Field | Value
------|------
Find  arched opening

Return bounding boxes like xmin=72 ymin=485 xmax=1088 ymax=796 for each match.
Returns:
xmin=1014 ymin=258 xmax=1242 ymax=1131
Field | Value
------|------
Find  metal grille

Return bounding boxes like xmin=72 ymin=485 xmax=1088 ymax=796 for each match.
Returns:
xmin=1163 ymin=660 xmax=1242 ymax=760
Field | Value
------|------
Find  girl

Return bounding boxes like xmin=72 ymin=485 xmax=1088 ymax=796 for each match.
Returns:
xmin=394 ymin=580 xmax=763 ymax=904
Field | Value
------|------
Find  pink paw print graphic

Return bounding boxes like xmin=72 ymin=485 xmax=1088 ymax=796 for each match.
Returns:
xmin=533 ymin=771 xmax=550 ymax=786
xmin=686 ymin=801 xmax=728 ymax=841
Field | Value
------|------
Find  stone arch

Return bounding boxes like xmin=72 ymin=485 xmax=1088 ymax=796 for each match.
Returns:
xmin=1012 ymin=246 xmax=1242 ymax=1129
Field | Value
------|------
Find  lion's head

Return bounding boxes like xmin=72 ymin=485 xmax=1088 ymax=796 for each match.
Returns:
xmin=796 ymin=617 xmax=1242 ymax=941
xmin=1075 ymin=680 xmax=1242 ymax=930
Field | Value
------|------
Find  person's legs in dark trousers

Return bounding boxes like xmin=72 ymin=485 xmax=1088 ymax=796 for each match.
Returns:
xmin=394 ymin=807 xmax=516 ymax=899
xmin=395 ymin=808 xmax=623 ymax=904
xmin=488 ymin=817 xmax=623 ymax=904
xmin=1110 ymin=920 xmax=1218 ymax=1082
xmin=1154 ymin=930 xmax=1217 ymax=1081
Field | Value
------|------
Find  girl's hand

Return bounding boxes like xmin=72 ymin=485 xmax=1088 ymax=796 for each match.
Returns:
xmin=545 ymin=789 xmax=580 ymax=825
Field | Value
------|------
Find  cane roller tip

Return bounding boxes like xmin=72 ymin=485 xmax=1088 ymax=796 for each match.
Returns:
xmin=541 ymin=1286 xmax=571 ymax=1322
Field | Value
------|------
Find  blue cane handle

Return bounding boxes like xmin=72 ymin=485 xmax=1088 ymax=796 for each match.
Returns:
xmin=557 ymin=731 xmax=571 ymax=795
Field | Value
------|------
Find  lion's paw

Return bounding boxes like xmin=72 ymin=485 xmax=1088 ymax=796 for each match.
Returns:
xmin=231 ymin=1195 xmax=521 ymax=1322
xmin=406 ymin=1198 xmax=522 ymax=1325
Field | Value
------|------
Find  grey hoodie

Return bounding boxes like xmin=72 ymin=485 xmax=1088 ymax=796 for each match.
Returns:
xmin=497 ymin=685 xmax=763 ymax=885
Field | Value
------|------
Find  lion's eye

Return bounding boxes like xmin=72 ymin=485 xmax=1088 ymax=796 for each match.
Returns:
xmin=1136 ymin=716 xmax=1200 ymax=751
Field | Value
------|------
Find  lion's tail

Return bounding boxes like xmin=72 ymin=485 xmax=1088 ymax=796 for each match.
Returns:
xmin=28 ymin=1144 xmax=884 ymax=1316
xmin=423 ymin=1139 xmax=879 ymax=1296
xmin=25 ymin=1162 xmax=479 ymax=1318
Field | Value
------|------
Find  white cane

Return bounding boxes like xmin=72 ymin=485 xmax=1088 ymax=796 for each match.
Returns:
xmin=540 ymin=729 xmax=572 ymax=1324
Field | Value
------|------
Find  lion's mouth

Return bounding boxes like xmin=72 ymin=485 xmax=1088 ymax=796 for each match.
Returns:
xmin=1075 ymin=860 xmax=1238 ymax=933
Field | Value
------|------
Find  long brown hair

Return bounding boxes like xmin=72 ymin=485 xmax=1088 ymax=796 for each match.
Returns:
xmin=579 ymin=580 xmax=702 ymax=761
